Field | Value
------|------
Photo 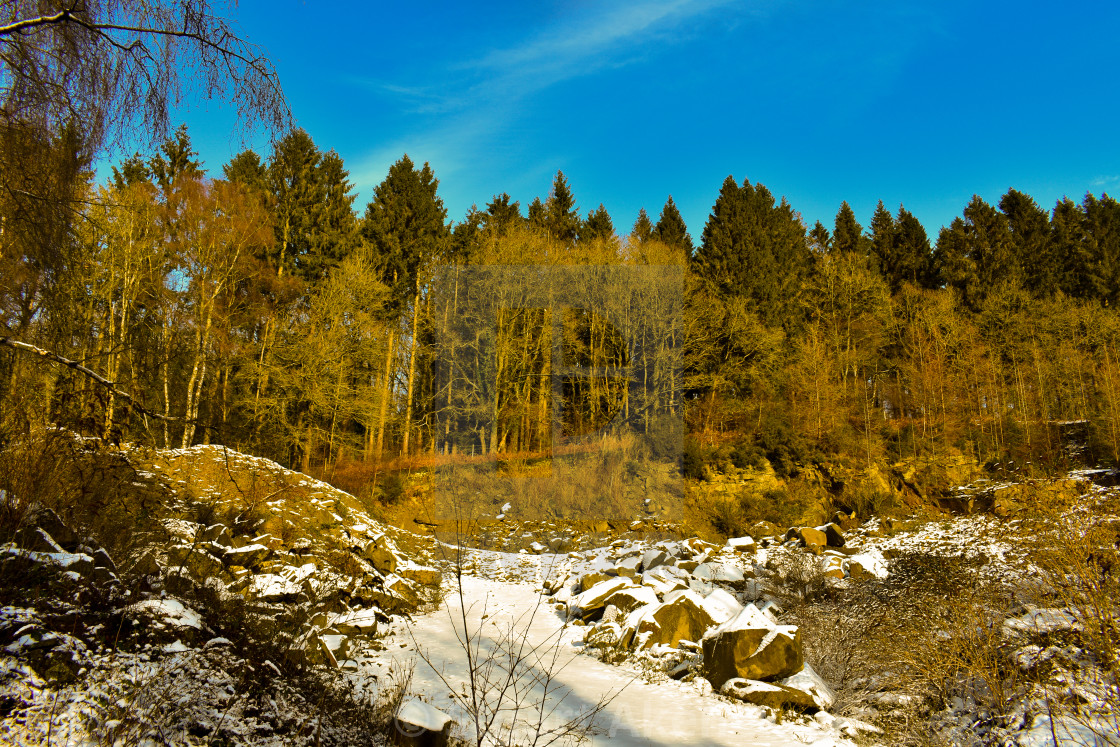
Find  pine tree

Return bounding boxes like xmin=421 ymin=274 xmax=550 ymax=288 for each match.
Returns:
xmin=631 ymin=208 xmax=654 ymax=244
xmin=149 ymin=124 xmax=204 ymax=190
xmin=808 ymin=221 xmax=831 ymax=254
xmin=223 ymin=149 xmax=269 ymax=196
xmin=527 ymin=197 xmax=546 ymax=232
xmin=999 ymin=188 xmax=1054 ymax=297
xmin=693 ymin=175 xmax=809 ymax=325
xmin=933 ymin=195 xmax=1017 ymax=309
xmin=1051 ymin=197 xmax=1093 ymax=298
xmin=544 ymin=171 xmax=581 ymax=245
xmin=483 ymin=193 xmax=522 ymax=236
xmin=581 ymin=204 xmax=615 ymax=243
xmin=266 ymin=130 xmax=356 ymax=282
xmin=894 ymin=206 xmax=934 ymax=289
xmin=833 ymin=201 xmax=864 ymax=256
xmin=654 ymin=196 xmax=693 ymax=252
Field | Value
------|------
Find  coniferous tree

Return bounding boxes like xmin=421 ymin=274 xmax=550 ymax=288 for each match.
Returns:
xmin=527 ymin=197 xmax=546 ymax=232
xmin=693 ymin=175 xmax=809 ymax=325
xmin=833 ymin=201 xmax=865 ymax=255
xmin=149 ymin=124 xmax=204 ymax=190
xmin=869 ymin=200 xmax=895 ymax=273
xmin=999 ymin=188 xmax=1054 ymax=297
xmin=631 ymin=208 xmax=654 ymax=244
xmin=582 ymin=204 xmax=615 ymax=243
xmin=934 ymin=195 xmax=1017 ymax=309
xmin=1082 ymin=193 xmax=1120 ymax=306
xmin=265 ymin=130 xmax=356 ymax=282
xmin=808 ymin=221 xmax=831 ymax=254
xmin=223 ymin=150 xmax=269 ymax=195
xmin=361 ymin=154 xmax=449 ymax=455
xmin=483 ymin=193 xmax=522 ymax=236
xmin=654 ymin=196 xmax=693 ymax=252
xmin=544 ymin=171 xmax=581 ymax=245
xmin=893 ymin=206 xmax=934 ymax=289
xmin=1052 ymin=197 xmax=1093 ymax=298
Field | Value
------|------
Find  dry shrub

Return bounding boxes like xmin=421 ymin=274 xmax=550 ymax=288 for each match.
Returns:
xmin=0 ymin=427 xmax=164 ymax=559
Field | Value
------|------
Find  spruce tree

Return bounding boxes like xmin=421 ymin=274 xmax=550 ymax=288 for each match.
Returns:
xmin=527 ymin=197 xmax=546 ymax=232
xmin=544 ymin=171 xmax=581 ymax=245
xmin=267 ymin=129 xmax=356 ymax=282
xmin=808 ymin=221 xmax=831 ymax=254
xmin=1082 ymin=193 xmax=1120 ymax=306
xmin=654 ymin=196 xmax=693 ymax=252
xmin=933 ymin=195 xmax=1017 ymax=309
xmin=581 ymin=204 xmax=615 ymax=243
xmin=361 ymin=154 xmax=449 ymax=304
xmin=694 ymin=175 xmax=809 ymax=325
xmin=631 ymin=208 xmax=654 ymax=244
xmin=833 ymin=201 xmax=864 ymax=255
xmin=483 ymin=193 xmax=522 ymax=236
xmin=894 ymin=207 xmax=934 ymax=289
xmin=999 ymin=188 xmax=1054 ymax=297
xmin=1051 ymin=197 xmax=1093 ymax=298
xmin=223 ymin=149 xmax=269 ymax=196
xmin=869 ymin=199 xmax=895 ymax=274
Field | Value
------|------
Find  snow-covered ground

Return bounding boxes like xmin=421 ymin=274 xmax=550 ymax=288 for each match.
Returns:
xmin=359 ymin=547 xmax=857 ymax=746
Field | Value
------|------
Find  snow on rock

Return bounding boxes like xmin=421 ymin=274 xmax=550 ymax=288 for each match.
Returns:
xmin=125 ymin=598 xmax=202 ymax=630
xmin=395 ymin=697 xmax=455 ymax=738
xmin=1004 ymin=606 xmax=1082 ymax=637
xmin=779 ymin=662 xmax=836 ymax=709
xmin=702 ymin=603 xmax=803 ymax=689
xmin=247 ymin=573 xmax=302 ymax=600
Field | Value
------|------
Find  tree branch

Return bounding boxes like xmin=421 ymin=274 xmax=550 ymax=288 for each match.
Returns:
xmin=0 ymin=337 xmax=182 ymax=423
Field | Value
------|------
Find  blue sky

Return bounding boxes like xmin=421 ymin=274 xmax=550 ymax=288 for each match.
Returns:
xmin=172 ymin=0 xmax=1120 ymax=242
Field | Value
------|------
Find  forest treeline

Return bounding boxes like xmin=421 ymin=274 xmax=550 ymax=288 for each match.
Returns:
xmin=3 ymin=125 xmax=1120 ymax=478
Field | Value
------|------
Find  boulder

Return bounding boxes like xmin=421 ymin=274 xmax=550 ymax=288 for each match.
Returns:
xmin=701 ymin=604 xmax=803 ymax=690
xmin=692 ymin=563 xmax=745 ymax=584
xmin=399 ymin=563 xmax=441 ymax=586
xmin=22 ymin=508 xmax=78 ymax=550
xmin=748 ymin=520 xmax=781 ymax=539
xmin=570 ymin=577 xmax=634 ymax=619
xmin=635 ymin=590 xmax=717 ymax=649
xmin=822 ymin=523 xmax=846 ymax=548
xmin=701 ymin=588 xmax=743 ymax=624
xmin=721 ymin=678 xmax=817 ymax=710
xmin=641 ymin=548 xmax=670 ymax=571
xmin=779 ymin=662 xmax=835 ymax=710
xmin=602 ymin=585 xmax=659 ymax=615
xmin=727 ymin=536 xmax=757 ymax=553
xmin=821 ymin=554 xmax=845 ymax=579
xmin=797 ymin=527 xmax=827 ymax=548
xmin=580 ymin=571 xmax=612 ymax=592
xmin=330 ymin=607 xmax=380 ymax=635
xmin=393 ymin=698 xmax=455 ymax=747
xmin=612 ymin=555 xmax=642 ymax=577
xmin=364 ymin=541 xmax=399 ymax=574
xmin=15 ymin=527 xmax=65 ymax=554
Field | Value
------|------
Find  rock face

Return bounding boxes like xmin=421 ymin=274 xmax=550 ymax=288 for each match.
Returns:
xmin=701 ymin=604 xmax=803 ymax=690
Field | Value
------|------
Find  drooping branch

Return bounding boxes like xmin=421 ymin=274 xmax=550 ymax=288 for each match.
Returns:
xmin=0 ymin=336 xmax=181 ymax=422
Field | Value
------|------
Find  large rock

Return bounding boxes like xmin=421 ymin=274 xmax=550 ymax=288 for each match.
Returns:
xmin=726 ymin=536 xmax=757 ymax=553
xmin=779 ymin=662 xmax=835 ymax=709
xmin=570 ymin=577 xmax=634 ymax=619
xmin=399 ymin=563 xmax=441 ymax=586
xmin=393 ymin=698 xmax=455 ymax=746
xmin=635 ymin=590 xmax=716 ymax=649
xmin=330 ymin=607 xmax=381 ymax=635
xmin=822 ymin=523 xmax=846 ymax=548
xmin=702 ymin=604 xmax=803 ymax=690
xmin=363 ymin=541 xmax=399 ymax=574
xmin=721 ymin=678 xmax=817 ymax=710
xmin=641 ymin=548 xmax=670 ymax=571
xmin=602 ymin=585 xmax=659 ymax=615
xmin=797 ymin=527 xmax=827 ymax=548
